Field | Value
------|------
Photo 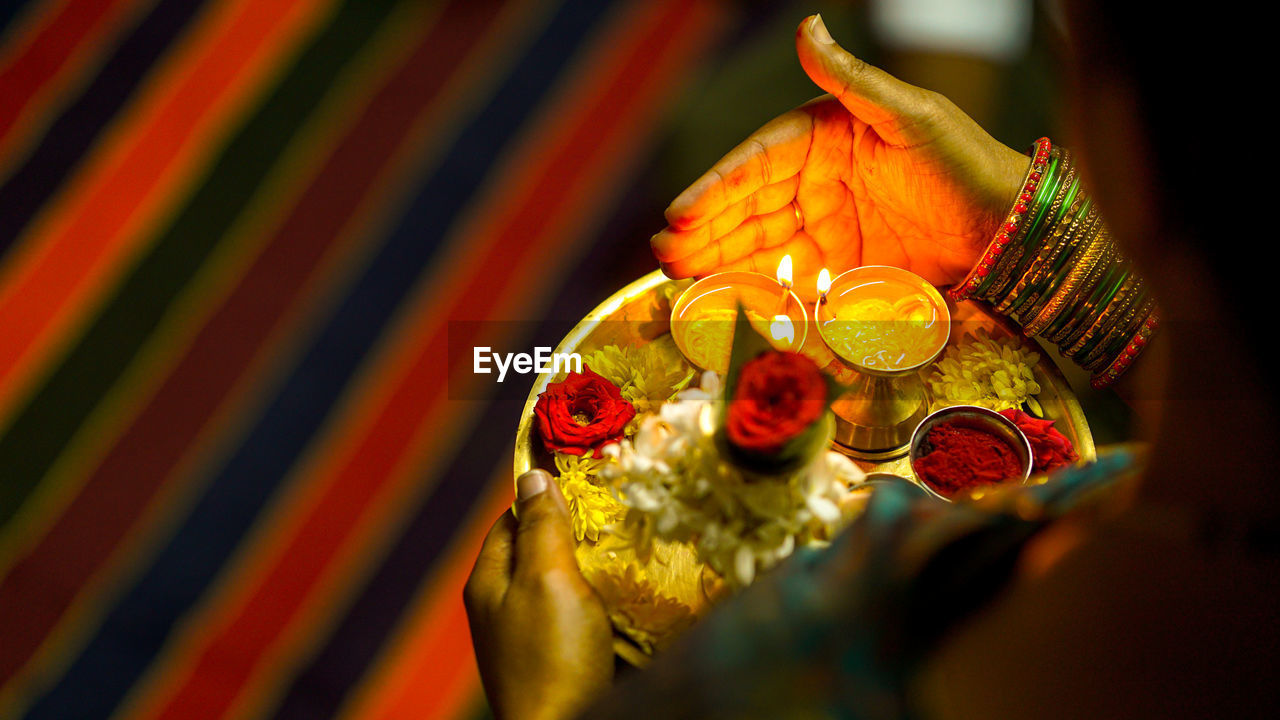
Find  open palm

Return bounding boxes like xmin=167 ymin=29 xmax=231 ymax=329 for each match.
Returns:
xmin=652 ymin=16 xmax=1027 ymax=300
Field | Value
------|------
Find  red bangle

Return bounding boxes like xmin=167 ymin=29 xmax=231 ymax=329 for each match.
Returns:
xmin=1090 ymin=311 xmax=1159 ymax=388
xmin=949 ymin=137 xmax=1053 ymax=302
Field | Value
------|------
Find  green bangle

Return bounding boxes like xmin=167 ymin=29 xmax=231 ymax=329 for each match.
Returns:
xmin=1001 ymin=158 xmax=1080 ymax=316
xmin=1023 ymin=205 xmax=1104 ymax=337
xmin=1009 ymin=178 xmax=1086 ymax=318
xmin=1084 ymin=283 xmax=1148 ymax=370
xmin=1064 ymin=260 xmax=1130 ymax=357
xmin=1073 ymin=274 xmax=1139 ymax=364
xmin=1097 ymin=295 xmax=1158 ymax=374
xmin=1052 ymin=252 xmax=1122 ymax=346
xmin=1017 ymin=194 xmax=1092 ymax=323
xmin=1043 ymin=223 xmax=1112 ymax=342
xmin=979 ymin=152 xmax=1063 ymax=300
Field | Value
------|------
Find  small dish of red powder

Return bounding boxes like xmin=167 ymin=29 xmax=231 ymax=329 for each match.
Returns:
xmin=909 ymin=405 xmax=1033 ymax=500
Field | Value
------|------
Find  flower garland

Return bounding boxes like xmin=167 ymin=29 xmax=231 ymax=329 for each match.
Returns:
xmin=601 ymin=370 xmax=864 ymax=588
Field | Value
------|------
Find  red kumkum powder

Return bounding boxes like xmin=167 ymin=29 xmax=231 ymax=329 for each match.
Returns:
xmin=913 ymin=421 xmax=1022 ymax=498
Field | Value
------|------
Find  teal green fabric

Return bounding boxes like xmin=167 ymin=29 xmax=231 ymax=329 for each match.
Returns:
xmin=594 ymin=448 xmax=1139 ymax=719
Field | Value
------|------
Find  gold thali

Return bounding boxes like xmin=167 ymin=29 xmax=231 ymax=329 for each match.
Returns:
xmin=514 ymin=269 xmax=1095 ymax=664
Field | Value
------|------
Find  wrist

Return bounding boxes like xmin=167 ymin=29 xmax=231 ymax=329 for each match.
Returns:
xmin=950 ymin=139 xmax=1159 ymax=388
xmin=991 ymin=143 xmax=1031 ymax=218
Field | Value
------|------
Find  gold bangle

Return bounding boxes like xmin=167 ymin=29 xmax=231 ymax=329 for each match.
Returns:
xmin=1057 ymin=245 xmax=1125 ymax=352
xmin=1037 ymin=219 xmax=1110 ymax=342
xmin=996 ymin=162 xmax=1080 ymax=317
xmin=1044 ymin=219 xmax=1112 ymax=344
xmin=981 ymin=147 xmax=1064 ymax=303
xmin=1068 ymin=271 xmax=1138 ymax=360
xmin=1011 ymin=190 xmax=1089 ymax=323
xmin=1086 ymin=290 xmax=1152 ymax=372
xmin=1091 ymin=302 xmax=1160 ymax=388
xmin=1081 ymin=278 xmax=1146 ymax=369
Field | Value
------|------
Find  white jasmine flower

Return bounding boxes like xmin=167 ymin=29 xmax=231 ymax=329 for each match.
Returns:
xmin=604 ymin=374 xmax=861 ymax=589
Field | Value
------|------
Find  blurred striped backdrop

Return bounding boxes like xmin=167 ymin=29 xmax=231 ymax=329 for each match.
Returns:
xmin=0 ymin=0 xmax=750 ymax=716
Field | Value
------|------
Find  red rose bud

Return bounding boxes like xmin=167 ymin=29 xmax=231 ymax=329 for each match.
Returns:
xmin=726 ymin=351 xmax=827 ymax=455
xmin=534 ymin=366 xmax=636 ymax=456
xmin=998 ymin=408 xmax=1078 ymax=473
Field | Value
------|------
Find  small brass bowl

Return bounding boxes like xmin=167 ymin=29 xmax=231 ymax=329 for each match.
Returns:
xmin=908 ymin=405 xmax=1033 ymax=501
xmin=816 ymin=265 xmax=949 ymax=376
xmin=669 ymin=271 xmax=807 ymax=374
xmin=815 ymin=265 xmax=950 ymax=460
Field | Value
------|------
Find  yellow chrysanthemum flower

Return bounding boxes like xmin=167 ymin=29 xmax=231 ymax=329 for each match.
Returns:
xmin=555 ymin=454 xmax=625 ymax=543
xmin=929 ymin=329 xmax=1043 ymax=414
xmin=588 ymin=565 xmax=696 ymax=653
xmin=583 ymin=337 xmax=695 ymax=417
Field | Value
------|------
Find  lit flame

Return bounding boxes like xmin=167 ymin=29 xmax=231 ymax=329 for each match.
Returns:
xmin=776 ymin=254 xmax=793 ymax=288
xmin=817 ymin=268 xmax=831 ymax=299
xmin=770 ymin=314 xmax=795 ymax=347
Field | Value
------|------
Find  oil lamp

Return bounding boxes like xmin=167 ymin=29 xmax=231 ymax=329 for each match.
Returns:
xmin=670 ymin=256 xmax=808 ymax=374
xmin=815 ymin=265 xmax=950 ymax=461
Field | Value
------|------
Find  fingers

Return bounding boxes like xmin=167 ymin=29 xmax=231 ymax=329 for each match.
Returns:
xmin=511 ymin=469 xmax=578 ymax=582
xmin=664 ymin=112 xmax=812 ymax=231
xmin=660 ymin=202 xmax=803 ymax=278
xmin=717 ymin=232 xmax=825 ymax=299
xmin=796 ymin=14 xmax=929 ymax=134
xmin=653 ymin=174 xmax=800 ymax=266
xmin=465 ymin=508 xmax=517 ymax=613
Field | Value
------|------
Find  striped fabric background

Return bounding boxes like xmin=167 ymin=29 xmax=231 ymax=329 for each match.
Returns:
xmin=0 ymin=0 xmax=795 ymax=716
xmin=3 ymin=1 xmax=1065 ymax=717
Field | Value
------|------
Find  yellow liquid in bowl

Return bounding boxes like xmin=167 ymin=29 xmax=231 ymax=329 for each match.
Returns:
xmin=820 ymin=277 xmax=946 ymax=371
xmin=676 ymin=308 xmax=778 ymax=374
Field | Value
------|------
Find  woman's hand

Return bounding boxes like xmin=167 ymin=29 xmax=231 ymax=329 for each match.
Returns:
xmin=652 ymin=14 xmax=1029 ymax=298
xmin=465 ymin=470 xmax=614 ymax=720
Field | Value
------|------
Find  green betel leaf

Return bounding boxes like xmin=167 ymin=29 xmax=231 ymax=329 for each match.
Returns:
xmin=720 ymin=302 xmax=774 ymax=414
xmin=714 ymin=304 xmax=846 ymax=476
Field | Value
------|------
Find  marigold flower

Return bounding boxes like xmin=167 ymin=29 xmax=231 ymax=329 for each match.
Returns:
xmin=928 ymin=329 xmax=1043 ymax=413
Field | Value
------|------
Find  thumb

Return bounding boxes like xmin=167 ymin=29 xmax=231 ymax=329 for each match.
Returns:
xmin=512 ymin=468 xmax=578 ymax=577
xmin=796 ymin=14 xmax=927 ymax=130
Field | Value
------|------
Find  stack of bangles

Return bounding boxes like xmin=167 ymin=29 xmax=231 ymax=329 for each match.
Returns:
xmin=948 ymin=137 xmax=1159 ymax=389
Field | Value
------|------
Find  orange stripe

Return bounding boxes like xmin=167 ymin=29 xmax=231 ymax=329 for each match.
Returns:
xmin=105 ymin=0 xmax=724 ymax=717
xmin=0 ymin=0 xmax=330 ymax=429
xmin=106 ymin=2 xmax=551 ymax=718
xmin=0 ymin=0 xmax=150 ymax=171
xmin=336 ymin=3 xmax=727 ymax=718
xmin=338 ymin=473 xmax=512 ymax=720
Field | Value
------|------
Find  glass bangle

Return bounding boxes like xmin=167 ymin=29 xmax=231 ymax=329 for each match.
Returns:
xmin=1065 ymin=261 xmax=1131 ymax=358
xmin=1043 ymin=229 xmax=1113 ymax=342
xmin=1092 ymin=308 xmax=1159 ymax=388
xmin=1025 ymin=205 xmax=1102 ymax=336
xmin=1086 ymin=286 xmax=1150 ymax=371
xmin=1018 ymin=197 xmax=1093 ymax=325
xmin=1009 ymin=182 xmax=1086 ymax=319
xmin=1000 ymin=165 xmax=1079 ymax=315
xmin=1081 ymin=279 xmax=1146 ymax=369
xmin=1057 ymin=259 xmax=1123 ymax=350
xmin=951 ymin=138 xmax=1052 ymax=301
xmin=981 ymin=151 xmax=1063 ymax=301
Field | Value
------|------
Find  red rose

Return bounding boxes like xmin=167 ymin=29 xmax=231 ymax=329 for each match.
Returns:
xmin=535 ymin=366 xmax=635 ymax=456
xmin=998 ymin=408 xmax=1078 ymax=473
xmin=727 ymin=351 xmax=827 ymax=454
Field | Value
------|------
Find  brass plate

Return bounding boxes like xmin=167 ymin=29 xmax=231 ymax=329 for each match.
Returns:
xmin=513 ymin=269 xmax=1095 ymax=661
